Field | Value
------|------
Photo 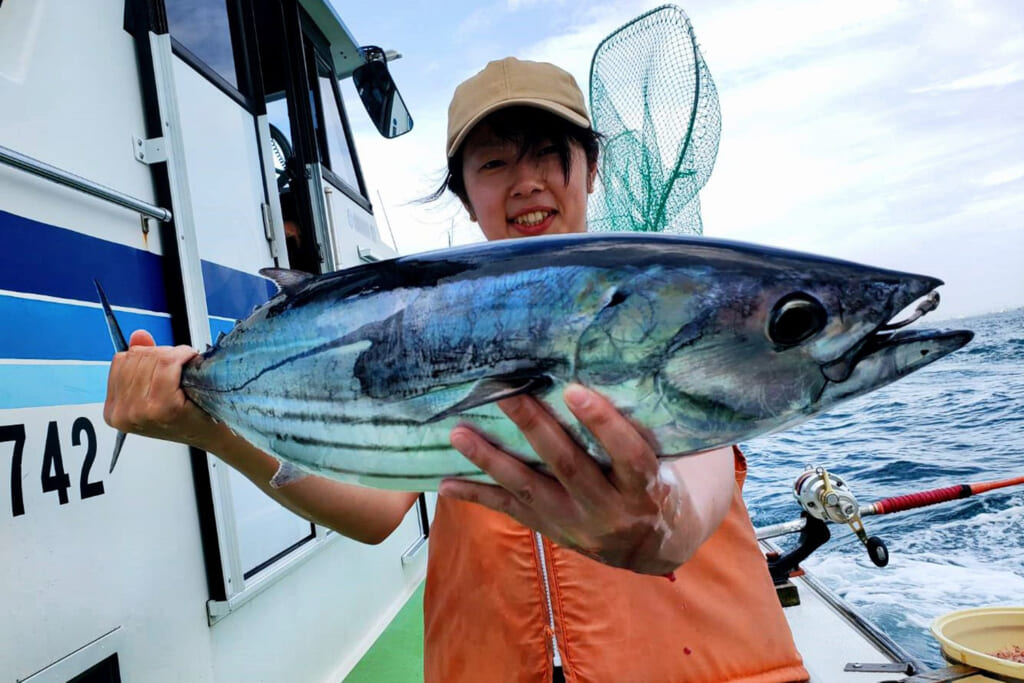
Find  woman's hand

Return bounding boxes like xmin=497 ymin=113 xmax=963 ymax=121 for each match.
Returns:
xmin=439 ymin=384 xmax=735 ymax=575
xmin=103 ymin=330 xmax=222 ymax=451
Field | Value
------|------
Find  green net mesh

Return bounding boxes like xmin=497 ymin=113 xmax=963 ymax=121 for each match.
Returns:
xmin=587 ymin=5 xmax=721 ymax=235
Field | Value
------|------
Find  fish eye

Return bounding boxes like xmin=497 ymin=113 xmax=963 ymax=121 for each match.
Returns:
xmin=767 ymin=294 xmax=827 ymax=347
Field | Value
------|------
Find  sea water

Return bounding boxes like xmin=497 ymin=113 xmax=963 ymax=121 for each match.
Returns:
xmin=742 ymin=307 xmax=1024 ymax=668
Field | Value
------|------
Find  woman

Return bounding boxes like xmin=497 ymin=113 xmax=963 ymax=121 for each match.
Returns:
xmin=104 ymin=57 xmax=808 ymax=683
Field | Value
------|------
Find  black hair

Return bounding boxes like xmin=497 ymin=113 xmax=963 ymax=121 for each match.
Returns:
xmin=425 ymin=106 xmax=602 ymax=205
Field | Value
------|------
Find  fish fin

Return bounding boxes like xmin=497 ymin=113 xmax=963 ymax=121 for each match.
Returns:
xmin=426 ymin=375 xmax=553 ymax=423
xmin=94 ymin=279 xmax=128 ymax=353
xmin=95 ymin=279 xmax=130 ymax=473
xmin=260 ymin=267 xmax=315 ymax=293
xmin=108 ymin=431 xmax=127 ymax=474
xmin=270 ymin=461 xmax=309 ymax=489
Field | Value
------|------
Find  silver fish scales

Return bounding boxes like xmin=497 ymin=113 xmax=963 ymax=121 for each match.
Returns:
xmin=99 ymin=233 xmax=972 ymax=490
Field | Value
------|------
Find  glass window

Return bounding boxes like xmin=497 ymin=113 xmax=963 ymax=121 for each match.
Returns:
xmin=315 ymin=57 xmax=361 ymax=192
xmin=166 ymin=0 xmax=239 ymax=89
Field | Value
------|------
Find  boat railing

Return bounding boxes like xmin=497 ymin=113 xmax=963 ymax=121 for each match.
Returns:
xmin=0 ymin=144 xmax=172 ymax=222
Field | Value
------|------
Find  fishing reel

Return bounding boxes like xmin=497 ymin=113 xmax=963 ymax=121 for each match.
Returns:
xmin=765 ymin=466 xmax=889 ymax=586
xmin=793 ymin=467 xmax=889 ymax=568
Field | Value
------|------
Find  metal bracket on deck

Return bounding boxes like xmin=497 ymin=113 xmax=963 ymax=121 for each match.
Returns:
xmin=888 ymin=664 xmax=980 ymax=682
xmin=844 ymin=661 xmax=916 ymax=675
xmin=132 ymin=135 xmax=167 ymax=165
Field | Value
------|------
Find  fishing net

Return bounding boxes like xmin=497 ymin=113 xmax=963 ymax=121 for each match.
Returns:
xmin=587 ymin=5 xmax=721 ymax=235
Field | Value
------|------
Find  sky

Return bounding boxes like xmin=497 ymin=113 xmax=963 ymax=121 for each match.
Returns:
xmin=332 ymin=0 xmax=1024 ymax=320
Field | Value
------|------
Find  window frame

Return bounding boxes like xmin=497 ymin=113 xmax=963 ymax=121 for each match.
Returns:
xmin=165 ymin=0 xmax=263 ymax=114
xmin=301 ymin=20 xmax=372 ymax=209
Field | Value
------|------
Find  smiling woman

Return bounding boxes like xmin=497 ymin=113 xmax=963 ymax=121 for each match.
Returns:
xmin=428 ymin=58 xmax=600 ymax=240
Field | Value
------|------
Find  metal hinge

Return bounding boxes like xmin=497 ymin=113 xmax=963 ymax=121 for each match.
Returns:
xmin=357 ymin=245 xmax=381 ymax=262
xmin=206 ymin=599 xmax=231 ymax=625
xmin=844 ymin=661 xmax=916 ymax=675
xmin=260 ymin=202 xmax=279 ymax=259
xmin=132 ymin=135 xmax=167 ymax=164
xmin=401 ymin=535 xmax=428 ymax=566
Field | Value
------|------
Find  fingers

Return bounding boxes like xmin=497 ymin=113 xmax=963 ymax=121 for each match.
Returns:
xmin=146 ymin=346 xmax=201 ymax=418
xmin=438 ymin=478 xmax=539 ymax=530
xmin=448 ymin=425 xmax=560 ymax=511
xmin=104 ymin=333 xmax=200 ymax=435
xmin=563 ymin=384 xmax=659 ymax=494
xmin=495 ymin=394 xmax=612 ymax=509
xmin=129 ymin=329 xmax=156 ymax=348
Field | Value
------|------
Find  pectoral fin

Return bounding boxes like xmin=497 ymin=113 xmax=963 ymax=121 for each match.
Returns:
xmin=426 ymin=374 xmax=554 ymax=423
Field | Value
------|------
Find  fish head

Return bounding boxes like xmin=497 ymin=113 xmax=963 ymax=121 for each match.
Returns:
xmin=578 ymin=241 xmax=972 ymax=441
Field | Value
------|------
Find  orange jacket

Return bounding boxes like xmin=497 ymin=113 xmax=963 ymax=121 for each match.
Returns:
xmin=424 ymin=447 xmax=808 ymax=683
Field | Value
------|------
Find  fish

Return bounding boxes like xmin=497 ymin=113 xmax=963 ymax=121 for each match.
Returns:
xmin=97 ymin=232 xmax=973 ymax=491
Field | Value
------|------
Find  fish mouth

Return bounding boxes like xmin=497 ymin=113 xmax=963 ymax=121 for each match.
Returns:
xmin=818 ymin=280 xmax=973 ymax=400
xmin=853 ymin=326 xmax=974 ymax=373
xmin=822 ymin=276 xmax=947 ymax=384
xmin=818 ymin=326 xmax=973 ymax=404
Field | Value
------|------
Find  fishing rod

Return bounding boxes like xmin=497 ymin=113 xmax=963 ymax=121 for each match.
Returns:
xmin=757 ymin=467 xmax=1024 ymax=584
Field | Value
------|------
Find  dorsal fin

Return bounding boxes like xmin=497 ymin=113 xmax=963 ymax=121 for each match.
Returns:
xmin=259 ymin=267 xmax=314 ymax=294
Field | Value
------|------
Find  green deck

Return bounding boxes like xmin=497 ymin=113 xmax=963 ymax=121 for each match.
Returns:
xmin=343 ymin=582 xmax=425 ymax=682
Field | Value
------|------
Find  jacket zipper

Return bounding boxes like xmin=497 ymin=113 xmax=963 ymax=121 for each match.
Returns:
xmin=534 ymin=531 xmax=562 ymax=668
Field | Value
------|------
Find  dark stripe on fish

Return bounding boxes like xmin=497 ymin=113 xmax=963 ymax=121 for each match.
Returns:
xmin=317 ymin=462 xmax=482 ymax=480
xmin=274 ymin=433 xmax=456 ymax=453
xmin=242 ymin=405 xmax=503 ymax=426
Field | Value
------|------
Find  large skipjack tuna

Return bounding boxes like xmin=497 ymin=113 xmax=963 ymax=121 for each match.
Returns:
xmin=98 ymin=233 xmax=972 ymax=491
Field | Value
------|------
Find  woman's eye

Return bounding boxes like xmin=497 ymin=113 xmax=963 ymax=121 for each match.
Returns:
xmin=480 ymin=159 xmax=505 ymax=170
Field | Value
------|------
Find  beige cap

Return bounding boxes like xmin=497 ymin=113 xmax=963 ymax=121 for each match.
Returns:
xmin=446 ymin=57 xmax=592 ymax=158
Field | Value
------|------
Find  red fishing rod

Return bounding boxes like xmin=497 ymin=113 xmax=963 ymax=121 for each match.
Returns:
xmin=860 ymin=475 xmax=1024 ymax=515
xmin=757 ymin=469 xmax=1024 ymax=582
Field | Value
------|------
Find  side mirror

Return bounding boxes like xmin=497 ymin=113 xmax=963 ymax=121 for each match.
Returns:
xmin=353 ymin=46 xmax=413 ymax=138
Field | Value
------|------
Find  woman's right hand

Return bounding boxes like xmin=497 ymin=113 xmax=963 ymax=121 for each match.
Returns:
xmin=103 ymin=330 xmax=222 ymax=451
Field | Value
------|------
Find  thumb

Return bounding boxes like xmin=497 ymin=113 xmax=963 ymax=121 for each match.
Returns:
xmin=128 ymin=329 xmax=156 ymax=348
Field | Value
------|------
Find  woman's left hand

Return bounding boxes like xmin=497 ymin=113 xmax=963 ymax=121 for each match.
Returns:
xmin=439 ymin=384 xmax=732 ymax=575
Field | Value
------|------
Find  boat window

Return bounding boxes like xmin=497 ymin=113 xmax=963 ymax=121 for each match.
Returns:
xmin=166 ymin=0 xmax=245 ymax=93
xmin=314 ymin=54 xmax=364 ymax=195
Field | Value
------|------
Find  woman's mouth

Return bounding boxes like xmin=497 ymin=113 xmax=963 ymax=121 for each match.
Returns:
xmin=509 ymin=209 xmax=557 ymax=236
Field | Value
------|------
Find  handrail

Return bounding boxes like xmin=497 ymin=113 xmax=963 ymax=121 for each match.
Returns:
xmin=0 ymin=144 xmax=172 ymax=222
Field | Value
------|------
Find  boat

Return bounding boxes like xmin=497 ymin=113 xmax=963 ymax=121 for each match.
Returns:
xmin=1 ymin=2 xmax=1017 ymax=681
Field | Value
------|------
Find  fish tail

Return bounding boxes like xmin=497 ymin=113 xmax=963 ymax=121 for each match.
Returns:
xmin=94 ymin=279 xmax=129 ymax=473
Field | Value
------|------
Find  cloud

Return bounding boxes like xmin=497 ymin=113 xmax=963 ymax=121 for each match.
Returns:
xmin=507 ymin=0 xmax=565 ymax=11
xmin=911 ymin=62 xmax=1024 ymax=93
xmin=455 ymin=5 xmax=499 ymax=42
xmin=977 ymin=164 xmax=1024 ymax=187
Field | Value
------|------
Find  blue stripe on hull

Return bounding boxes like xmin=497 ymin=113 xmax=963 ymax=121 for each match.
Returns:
xmin=1 ymin=208 xmax=275 ymax=321
xmin=0 ymin=208 xmax=277 ymax=408
xmin=0 ymin=208 xmax=170 ymax=312
xmin=203 ymin=260 xmax=276 ymax=321
xmin=0 ymin=295 xmax=174 ymax=361
xmin=210 ymin=317 xmax=237 ymax=341
xmin=0 ymin=364 xmax=110 ymax=409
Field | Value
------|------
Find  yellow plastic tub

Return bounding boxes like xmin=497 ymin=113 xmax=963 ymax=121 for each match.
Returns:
xmin=931 ymin=606 xmax=1024 ymax=680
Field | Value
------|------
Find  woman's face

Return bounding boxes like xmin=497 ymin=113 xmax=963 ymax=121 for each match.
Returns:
xmin=459 ymin=122 xmax=597 ymax=241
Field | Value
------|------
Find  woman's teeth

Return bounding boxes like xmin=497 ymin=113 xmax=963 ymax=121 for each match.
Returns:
xmin=512 ymin=211 xmax=551 ymax=226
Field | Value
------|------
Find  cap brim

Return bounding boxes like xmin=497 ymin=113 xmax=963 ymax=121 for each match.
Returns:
xmin=447 ymin=98 xmax=592 ymax=158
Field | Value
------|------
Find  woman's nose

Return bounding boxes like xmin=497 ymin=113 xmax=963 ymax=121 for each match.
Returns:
xmin=509 ymin=159 xmax=545 ymax=197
